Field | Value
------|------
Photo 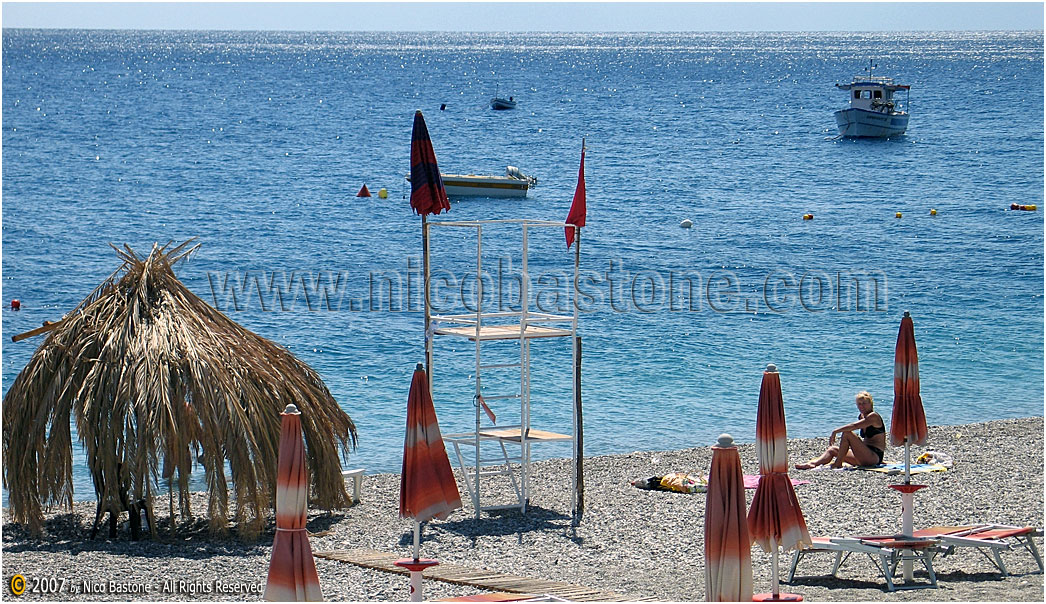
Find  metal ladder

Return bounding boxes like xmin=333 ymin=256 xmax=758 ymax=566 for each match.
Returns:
xmin=449 ymin=327 xmax=532 ymax=517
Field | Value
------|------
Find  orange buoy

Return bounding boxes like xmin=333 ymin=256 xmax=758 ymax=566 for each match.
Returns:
xmin=802 ymin=214 xmax=813 ymax=220
xmin=10 ymin=299 xmax=20 ymax=310
xmin=357 ymin=184 xmax=372 ymax=197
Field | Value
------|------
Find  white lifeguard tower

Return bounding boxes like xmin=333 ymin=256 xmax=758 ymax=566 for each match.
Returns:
xmin=422 ymin=218 xmax=583 ymax=520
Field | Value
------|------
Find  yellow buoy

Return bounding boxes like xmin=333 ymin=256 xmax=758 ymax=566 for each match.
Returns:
xmin=895 ymin=212 xmax=903 ymax=218
xmin=378 ymin=188 xmax=388 ymax=199
xmin=930 ymin=209 xmax=937 ymax=216
xmin=802 ymin=214 xmax=813 ymax=220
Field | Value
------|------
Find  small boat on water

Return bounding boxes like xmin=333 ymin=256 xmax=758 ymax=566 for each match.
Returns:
xmin=490 ymin=96 xmax=517 ymax=110
xmin=490 ymin=84 xmax=516 ymax=110
xmin=834 ymin=62 xmax=910 ymax=138
xmin=408 ymin=166 xmax=537 ymax=198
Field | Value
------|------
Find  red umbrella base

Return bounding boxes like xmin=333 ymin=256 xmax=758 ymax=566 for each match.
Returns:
xmin=753 ymin=593 xmax=803 ymax=601
xmin=394 ymin=559 xmax=441 ymax=572
xmin=888 ymin=484 xmax=928 ymax=494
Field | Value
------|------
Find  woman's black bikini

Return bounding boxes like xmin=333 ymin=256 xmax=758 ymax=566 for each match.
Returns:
xmin=860 ymin=422 xmax=886 ymax=463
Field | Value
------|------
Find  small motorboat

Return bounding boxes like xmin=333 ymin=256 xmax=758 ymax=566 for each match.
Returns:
xmin=834 ymin=61 xmax=910 ymax=138
xmin=490 ymin=96 xmax=517 ymax=110
xmin=408 ymin=166 xmax=537 ymax=198
xmin=490 ymin=84 xmax=516 ymax=110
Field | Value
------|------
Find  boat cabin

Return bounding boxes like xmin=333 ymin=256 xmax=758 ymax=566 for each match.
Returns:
xmin=836 ymin=77 xmax=909 ymax=114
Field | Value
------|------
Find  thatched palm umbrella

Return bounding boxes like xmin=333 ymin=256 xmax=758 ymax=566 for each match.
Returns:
xmin=2 ymin=240 xmax=357 ymax=538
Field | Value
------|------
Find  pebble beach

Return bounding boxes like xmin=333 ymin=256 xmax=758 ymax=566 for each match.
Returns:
xmin=2 ymin=416 xmax=1043 ymax=602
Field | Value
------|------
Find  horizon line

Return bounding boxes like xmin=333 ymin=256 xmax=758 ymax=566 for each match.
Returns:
xmin=4 ymin=27 xmax=1043 ymax=32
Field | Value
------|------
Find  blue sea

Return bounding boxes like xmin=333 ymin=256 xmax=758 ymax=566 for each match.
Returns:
xmin=3 ymin=30 xmax=1043 ymax=503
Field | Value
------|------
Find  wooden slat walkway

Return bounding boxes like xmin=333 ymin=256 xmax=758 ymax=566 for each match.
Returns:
xmin=314 ymin=549 xmax=658 ymax=602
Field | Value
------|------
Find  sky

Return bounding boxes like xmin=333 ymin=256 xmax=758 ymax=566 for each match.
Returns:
xmin=0 ymin=1 xmax=1043 ymax=32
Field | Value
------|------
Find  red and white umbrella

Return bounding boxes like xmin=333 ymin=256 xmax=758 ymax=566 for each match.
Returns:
xmin=409 ymin=110 xmax=450 ymax=217
xmin=704 ymin=434 xmax=753 ymax=602
xmin=748 ymin=364 xmax=810 ymax=601
xmin=891 ymin=311 xmax=928 ymax=483
xmin=264 ymin=404 xmax=322 ymax=602
xmin=395 ymin=363 xmax=462 ymax=601
xmin=410 ymin=109 xmax=450 ymax=381
xmin=889 ymin=311 xmax=929 ymax=581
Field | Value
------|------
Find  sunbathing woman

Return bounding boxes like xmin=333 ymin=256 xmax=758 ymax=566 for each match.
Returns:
xmin=795 ymin=391 xmax=886 ymax=469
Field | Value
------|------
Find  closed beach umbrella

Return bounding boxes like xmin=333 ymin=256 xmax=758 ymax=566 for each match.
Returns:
xmin=748 ymin=364 xmax=809 ymax=601
xmin=410 ymin=110 xmax=450 ymax=217
xmin=264 ymin=404 xmax=322 ymax=602
xmin=410 ymin=110 xmax=450 ymax=381
xmin=889 ymin=311 xmax=929 ymax=582
xmin=400 ymin=363 xmax=461 ymax=523
xmin=890 ymin=311 xmax=928 ymax=482
xmin=704 ymin=434 xmax=753 ymax=602
xmin=395 ymin=363 xmax=462 ymax=601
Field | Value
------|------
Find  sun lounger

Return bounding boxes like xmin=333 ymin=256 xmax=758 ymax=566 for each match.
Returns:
xmin=342 ymin=468 xmax=364 ymax=503
xmin=787 ymin=536 xmax=941 ymax=591
xmin=911 ymin=524 xmax=1044 ymax=576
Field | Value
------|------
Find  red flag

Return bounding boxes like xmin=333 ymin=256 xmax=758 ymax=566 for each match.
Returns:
xmin=565 ymin=144 xmax=586 ymax=248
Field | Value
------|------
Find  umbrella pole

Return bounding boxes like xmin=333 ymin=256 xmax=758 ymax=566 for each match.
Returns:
xmin=904 ymin=440 xmax=911 ymax=485
xmin=902 ymin=493 xmax=915 ymax=581
xmin=901 ymin=469 xmax=915 ymax=581
xmin=771 ymin=537 xmax=780 ymax=598
xmin=902 ymin=438 xmax=914 ymax=581
xmin=396 ymin=522 xmax=439 ymax=602
xmin=408 ymin=570 xmax=424 ymax=602
xmin=411 ymin=520 xmax=424 ymax=602
xmin=423 ymin=215 xmax=433 ymax=390
xmin=413 ymin=520 xmax=421 ymax=561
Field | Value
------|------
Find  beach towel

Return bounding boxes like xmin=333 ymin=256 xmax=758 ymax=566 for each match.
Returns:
xmin=916 ymin=450 xmax=954 ymax=468
xmin=800 ymin=457 xmax=949 ymax=474
xmin=631 ymin=472 xmax=707 ymax=494
xmin=742 ymin=474 xmax=810 ymax=490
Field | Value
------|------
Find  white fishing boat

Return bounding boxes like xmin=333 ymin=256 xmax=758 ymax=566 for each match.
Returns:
xmin=834 ymin=62 xmax=910 ymax=138
xmin=408 ymin=166 xmax=537 ymax=198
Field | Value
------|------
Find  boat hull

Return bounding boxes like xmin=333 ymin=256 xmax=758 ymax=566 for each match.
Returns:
xmin=441 ymin=175 xmax=529 ymax=198
xmin=490 ymin=98 xmax=516 ymax=110
xmin=835 ymin=108 xmax=909 ymax=138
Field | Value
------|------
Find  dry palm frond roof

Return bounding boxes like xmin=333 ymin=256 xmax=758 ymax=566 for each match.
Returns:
xmin=3 ymin=240 xmax=357 ymax=536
